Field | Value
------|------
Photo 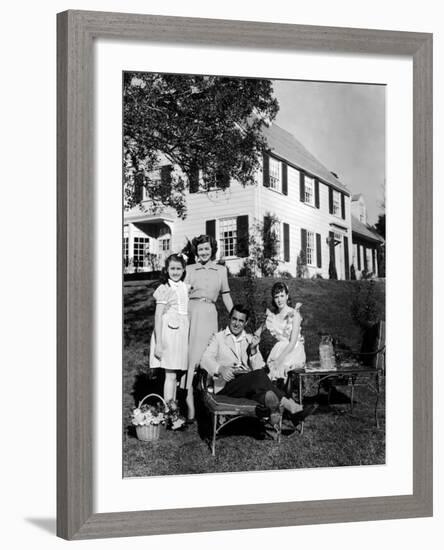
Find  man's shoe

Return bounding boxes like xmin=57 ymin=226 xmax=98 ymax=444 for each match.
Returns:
xmin=264 ymin=390 xmax=280 ymax=412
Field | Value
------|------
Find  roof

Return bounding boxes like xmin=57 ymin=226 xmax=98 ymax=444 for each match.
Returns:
xmin=352 ymin=215 xmax=385 ymax=243
xmin=262 ymin=123 xmax=350 ymax=195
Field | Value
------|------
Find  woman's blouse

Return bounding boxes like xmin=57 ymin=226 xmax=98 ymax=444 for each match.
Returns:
xmin=185 ymin=261 xmax=230 ymax=302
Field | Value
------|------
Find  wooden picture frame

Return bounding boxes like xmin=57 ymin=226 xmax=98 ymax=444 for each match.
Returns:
xmin=57 ymin=10 xmax=433 ymax=540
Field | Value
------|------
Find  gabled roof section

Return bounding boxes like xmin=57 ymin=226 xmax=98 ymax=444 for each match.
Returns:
xmin=352 ymin=215 xmax=385 ymax=243
xmin=262 ymin=123 xmax=350 ymax=195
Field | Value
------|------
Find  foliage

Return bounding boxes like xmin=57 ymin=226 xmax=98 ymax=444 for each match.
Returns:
xmin=181 ymin=237 xmax=196 ymax=265
xmin=351 ymin=280 xmax=383 ymax=331
xmin=360 ymin=269 xmax=374 ymax=280
xmin=374 ymin=213 xmax=386 ymax=239
xmin=243 ymin=214 xmax=281 ymax=277
xmin=123 ymin=73 xmax=279 ymax=218
xmin=278 ymin=270 xmax=293 ymax=279
xmin=350 ymin=264 xmax=357 ymax=280
xmin=296 ymin=250 xmax=309 ymax=278
xmin=329 ymin=259 xmax=338 ymax=280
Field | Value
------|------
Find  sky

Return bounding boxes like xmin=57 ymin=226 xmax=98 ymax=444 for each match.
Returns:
xmin=271 ymin=79 xmax=385 ymax=225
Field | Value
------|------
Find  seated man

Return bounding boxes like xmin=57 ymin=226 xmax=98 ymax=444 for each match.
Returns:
xmin=201 ymin=304 xmax=303 ymax=426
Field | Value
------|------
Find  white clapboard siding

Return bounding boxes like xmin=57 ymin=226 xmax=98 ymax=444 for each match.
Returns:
xmin=257 ymin=163 xmax=352 ymax=278
xmin=170 ymin=179 xmax=257 ymax=260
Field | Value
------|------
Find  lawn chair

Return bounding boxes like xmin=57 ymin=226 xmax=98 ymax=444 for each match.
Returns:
xmin=195 ymin=368 xmax=282 ymax=456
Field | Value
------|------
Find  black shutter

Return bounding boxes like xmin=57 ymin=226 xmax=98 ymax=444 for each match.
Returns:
xmin=328 ymin=231 xmax=337 ymax=279
xmin=316 ymin=233 xmax=322 ymax=268
xmin=205 ymin=219 xmax=216 ymax=240
xmin=328 ymin=187 xmax=333 ymax=214
xmin=282 ymin=163 xmax=288 ymax=195
xmin=344 ymin=235 xmax=350 ymax=280
xmin=188 ymin=165 xmax=199 ymax=193
xmin=236 ymin=215 xmax=249 ymax=258
xmin=372 ymin=248 xmax=376 ymax=273
xmin=161 ymin=164 xmax=173 ymax=186
xmin=263 ymin=216 xmax=272 ymax=258
xmin=263 ymin=152 xmax=270 ymax=187
xmin=283 ymin=223 xmax=290 ymax=262
xmin=299 ymin=172 xmax=305 ymax=202
xmin=301 ymin=228 xmax=307 ymax=261
xmin=314 ymin=179 xmax=320 ymax=208
xmin=341 ymin=193 xmax=346 ymax=219
xmin=357 ymin=243 xmax=361 ymax=270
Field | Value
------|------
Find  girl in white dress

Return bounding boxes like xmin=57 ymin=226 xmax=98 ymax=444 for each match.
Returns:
xmin=149 ymin=253 xmax=189 ymax=403
xmin=264 ymin=282 xmax=306 ymax=381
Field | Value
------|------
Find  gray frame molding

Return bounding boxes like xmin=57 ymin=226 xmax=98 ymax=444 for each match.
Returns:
xmin=57 ymin=10 xmax=433 ymax=540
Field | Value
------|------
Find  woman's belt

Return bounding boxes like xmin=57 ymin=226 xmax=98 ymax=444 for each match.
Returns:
xmin=190 ymin=297 xmax=215 ymax=304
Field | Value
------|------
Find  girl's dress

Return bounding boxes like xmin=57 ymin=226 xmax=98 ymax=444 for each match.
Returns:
xmin=265 ymin=305 xmax=306 ymax=380
xmin=182 ymin=261 xmax=230 ymax=389
xmin=149 ymin=280 xmax=189 ymax=371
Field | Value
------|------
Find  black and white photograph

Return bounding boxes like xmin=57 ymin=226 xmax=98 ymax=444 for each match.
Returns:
xmin=122 ymin=72 xmax=386 ymax=477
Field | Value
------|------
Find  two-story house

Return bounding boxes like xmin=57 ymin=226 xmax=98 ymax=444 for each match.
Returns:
xmin=124 ymin=123 xmax=353 ymax=279
xmin=351 ymin=194 xmax=385 ymax=278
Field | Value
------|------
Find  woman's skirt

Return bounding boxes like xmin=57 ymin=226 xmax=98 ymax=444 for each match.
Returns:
xmin=149 ymin=311 xmax=189 ymax=371
xmin=267 ymin=339 xmax=306 ymax=380
xmin=181 ymin=300 xmax=218 ymax=390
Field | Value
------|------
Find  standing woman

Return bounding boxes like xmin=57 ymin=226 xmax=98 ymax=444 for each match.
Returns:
xmin=183 ymin=234 xmax=233 ymax=421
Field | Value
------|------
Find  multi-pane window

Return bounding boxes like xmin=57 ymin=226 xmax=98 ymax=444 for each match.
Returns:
xmin=123 ymin=237 xmax=129 ymax=267
xmin=220 ymin=217 xmax=237 ymax=257
xmin=304 ymin=176 xmax=315 ymax=205
xmin=332 ymin=190 xmax=341 ymax=216
xmin=269 ymin=157 xmax=281 ymax=191
xmin=133 ymin=237 xmax=150 ymax=267
xmin=306 ymin=231 xmax=315 ymax=265
xmin=160 ymin=238 xmax=170 ymax=251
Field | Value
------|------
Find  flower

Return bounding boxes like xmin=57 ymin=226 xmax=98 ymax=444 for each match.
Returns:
xmin=131 ymin=398 xmax=166 ymax=427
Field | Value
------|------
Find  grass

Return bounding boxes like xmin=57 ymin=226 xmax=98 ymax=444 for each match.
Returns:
xmin=123 ymin=277 xmax=385 ymax=477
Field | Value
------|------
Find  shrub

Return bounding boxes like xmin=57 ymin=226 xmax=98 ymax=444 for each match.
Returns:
xmin=351 ymin=280 xmax=383 ymax=331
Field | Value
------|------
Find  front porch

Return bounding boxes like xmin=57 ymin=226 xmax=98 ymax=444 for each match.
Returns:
xmin=123 ymin=209 xmax=175 ymax=273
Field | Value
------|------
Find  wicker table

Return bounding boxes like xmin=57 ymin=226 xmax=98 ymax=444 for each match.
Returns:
xmin=288 ymin=360 xmax=383 ymax=432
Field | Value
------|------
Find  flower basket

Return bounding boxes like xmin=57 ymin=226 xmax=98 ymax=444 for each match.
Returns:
xmin=135 ymin=423 xmax=161 ymax=442
xmin=131 ymin=393 xmax=167 ymax=442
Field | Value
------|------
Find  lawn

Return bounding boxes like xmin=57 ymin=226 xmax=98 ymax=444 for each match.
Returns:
xmin=123 ymin=277 xmax=385 ymax=477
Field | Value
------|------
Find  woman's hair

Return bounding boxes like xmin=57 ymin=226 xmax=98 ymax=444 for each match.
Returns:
xmin=192 ymin=234 xmax=218 ymax=260
xmin=159 ymin=253 xmax=187 ymax=283
xmin=270 ymin=281 xmax=293 ymax=310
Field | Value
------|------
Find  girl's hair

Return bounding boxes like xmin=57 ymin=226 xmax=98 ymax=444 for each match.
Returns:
xmin=160 ymin=253 xmax=187 ymax=283
xmin=270 ymin=281 xmax=293 ymax=310
xmin=192 ymin=234 xmax=218 ymax=261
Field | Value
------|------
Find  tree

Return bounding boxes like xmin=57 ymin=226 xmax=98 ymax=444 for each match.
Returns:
xmin=123 ymin=73 xmax=279 ymax=218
